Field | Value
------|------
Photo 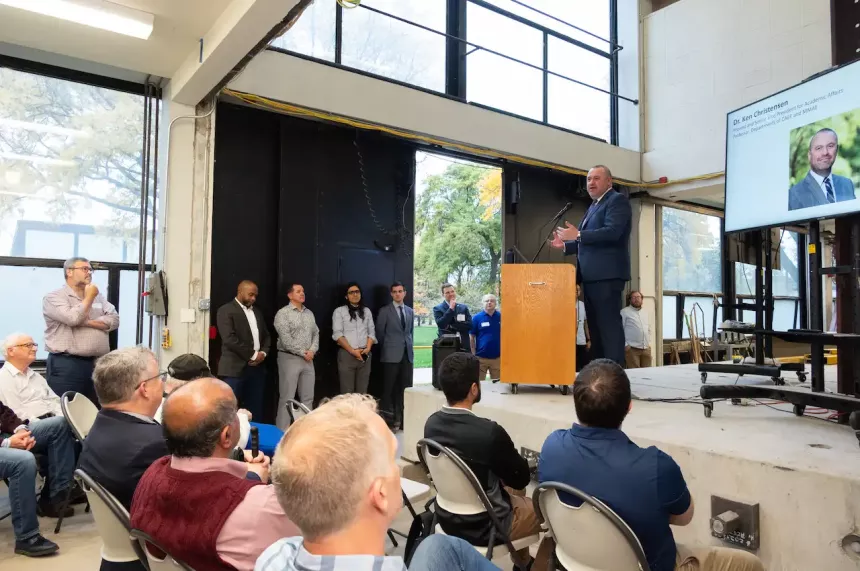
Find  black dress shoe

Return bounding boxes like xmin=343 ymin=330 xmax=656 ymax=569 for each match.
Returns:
xmin=14 ymin=534 xmax=59 ymax=557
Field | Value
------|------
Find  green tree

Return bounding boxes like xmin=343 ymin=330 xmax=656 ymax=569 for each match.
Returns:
xmin=414 ymin=163 xmax=502 ymax=313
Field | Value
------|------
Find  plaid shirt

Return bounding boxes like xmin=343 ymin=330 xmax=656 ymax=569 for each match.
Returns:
xmin=255 ymin=537 xmax=406 ymax=571
xmin=43 ymin=284 xmax=119 ymax=357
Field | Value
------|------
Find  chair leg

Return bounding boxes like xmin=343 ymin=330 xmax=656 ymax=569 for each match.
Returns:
xmin=53 ymin=485 xmax=73 ymax=534
xmin=387 ymin=529 xmax=398 ymax=547
xmin=85 ymin=498 xmax=90 ymax=513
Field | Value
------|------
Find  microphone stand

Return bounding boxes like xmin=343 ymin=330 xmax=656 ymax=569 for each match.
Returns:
xmin=531 ymin=202 xmax=573 ymax=263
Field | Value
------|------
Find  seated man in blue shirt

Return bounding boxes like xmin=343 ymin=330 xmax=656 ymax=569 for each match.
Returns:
xmin=539 ymin=359 xmax=764 ymax=571
xmin=470 ymin=294 xmax=501 ymax=381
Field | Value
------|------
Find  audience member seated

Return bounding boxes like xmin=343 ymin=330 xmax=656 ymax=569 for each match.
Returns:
xmin=423 ymin=353 xmax=545 ymax=569
xmin=0 ymin=333 xmax=62 ymax=421
xmin=78 ymin=347 xmax=168 ymax=511
xmin=539 ymin=359 xmax=764 ymax=571
xmin=155 ymin=353 xmax=251 ymax=449
xmin=256 ymin=394 xmax=500 ymax=571
xmin=0 ymin=395 xmax=81 ymax=556
xmin=131 ymin=377 xmax=298 ymax=571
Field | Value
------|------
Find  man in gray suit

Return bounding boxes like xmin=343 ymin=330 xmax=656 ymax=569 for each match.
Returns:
xmin=375 ymin=281 xmax=413 ymax=430
xmin=789 ymin=128 xmax=857 ymax=211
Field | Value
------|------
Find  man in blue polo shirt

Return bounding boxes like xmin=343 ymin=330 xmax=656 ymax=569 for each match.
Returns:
xmin=539 ymin=359 xmax=763 ymax=571
xmin=470 ymin=294 xmax=501 ymax=381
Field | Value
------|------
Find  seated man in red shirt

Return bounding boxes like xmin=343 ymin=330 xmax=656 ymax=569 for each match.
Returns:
xmin=130 ymin=377 xmax=299 ymax=571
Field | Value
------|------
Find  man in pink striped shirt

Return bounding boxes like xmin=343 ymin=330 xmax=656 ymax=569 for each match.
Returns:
xmin=42 ymin=257 xmax=119 ymax=404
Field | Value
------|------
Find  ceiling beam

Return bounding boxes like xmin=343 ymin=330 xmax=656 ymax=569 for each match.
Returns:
xmin=167 ymin=0 xmax=304 ymax=105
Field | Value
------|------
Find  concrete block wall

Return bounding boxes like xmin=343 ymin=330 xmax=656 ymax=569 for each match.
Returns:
xmin=642 ymin=0 xmax=832 ymax=184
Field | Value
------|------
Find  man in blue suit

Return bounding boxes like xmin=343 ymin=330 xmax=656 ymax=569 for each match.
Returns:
xmin=788 ymin=128 xmax=856 ymax=211
xmin=433 ymin=283 xmax=472 ymax=351
xmin=551 ymin=165 xmax=631 ymax=366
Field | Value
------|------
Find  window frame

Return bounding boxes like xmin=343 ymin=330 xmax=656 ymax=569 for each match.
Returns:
xmin=267 ymin=0 xmax=621 ymax=144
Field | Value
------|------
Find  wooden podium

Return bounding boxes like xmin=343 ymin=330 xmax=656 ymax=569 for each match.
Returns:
xmin=500 ymin=263 xmax=577 ymax=393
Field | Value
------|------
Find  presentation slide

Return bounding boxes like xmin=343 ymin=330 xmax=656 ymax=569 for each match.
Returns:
xmin=725 ymin=61 xmax=860 ymax=232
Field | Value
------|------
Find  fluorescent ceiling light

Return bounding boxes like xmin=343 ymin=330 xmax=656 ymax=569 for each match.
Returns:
xmin=0 ymin=0 xmax=154 ymax=40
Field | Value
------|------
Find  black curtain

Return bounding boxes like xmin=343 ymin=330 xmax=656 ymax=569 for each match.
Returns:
xmin=211 ymin=103 xmax=414 ymax=421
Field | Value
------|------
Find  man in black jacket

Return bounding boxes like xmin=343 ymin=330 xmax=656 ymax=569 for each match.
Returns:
xmin=433 ymin=283 xmax=472 ymax=351
xmin=78 ymin=347 xmax=167 ymax=512
xmin=216 ymin=280 xmax=271 ymax=421
xmin=423 ymin=353 xmax=542 ymax=568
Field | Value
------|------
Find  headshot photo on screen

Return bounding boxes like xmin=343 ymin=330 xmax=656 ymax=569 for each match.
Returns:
xmin=788 ymin=113 xmax=859 ymax=211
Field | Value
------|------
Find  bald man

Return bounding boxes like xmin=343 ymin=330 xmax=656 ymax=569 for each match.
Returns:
xmin=216 ymin=280 xmax=271 ymax=421
xmin=130 ymin=378 xmax=298 ymax=571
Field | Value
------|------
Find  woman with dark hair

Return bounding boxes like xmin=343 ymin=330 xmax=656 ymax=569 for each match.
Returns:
xmin=332 ymin=282 xmax=377 ymax=394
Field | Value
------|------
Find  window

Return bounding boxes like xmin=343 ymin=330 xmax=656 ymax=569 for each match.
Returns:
xmin=662 ymin=208 xmax=722 ymax=293
xmin=547 ymin=37 xmax=610 ymax=140
xmin=268 ymin=0 xmax=618 ymax=142
xmin=342 ymin=0 xmax=447 ymax=92
xmin=270 ymin=0 xmax=336 ymax=61
xmin=466 ymin=2 xmax=544 ymax=120
xmin=0 ymin=64 xmax=153 ymax=356
xmin=0 ymin=68 xmax=149 ymax=263
xmin=477 ymin=0 xmax=611 ymax=51
xmin=662 ymin=295 xmax=678 ymax=339
xmin=735 ymin=232 xmax=800 ymax=298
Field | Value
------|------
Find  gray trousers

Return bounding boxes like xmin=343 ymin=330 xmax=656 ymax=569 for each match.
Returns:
xmin=337 ymin=348 xmax=372 ymax=395
xmin=276 ymin=352 xmax=315 ymax=430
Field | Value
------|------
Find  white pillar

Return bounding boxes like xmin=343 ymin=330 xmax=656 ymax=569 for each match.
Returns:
xmin=630 ymin=198 xmax=660 ymax=365
xmin=156 ymin=92 xmax=216 ymax=362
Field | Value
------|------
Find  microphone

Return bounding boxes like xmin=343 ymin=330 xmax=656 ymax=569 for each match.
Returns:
xmin=530 ymin=201 xmax=575 ymax=263
xmin=250 ymin=426 xmax=259 ymax=459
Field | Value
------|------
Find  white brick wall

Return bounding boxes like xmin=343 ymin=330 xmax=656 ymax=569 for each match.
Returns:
xmin=642 ymin=0 xmax=831 ymax=183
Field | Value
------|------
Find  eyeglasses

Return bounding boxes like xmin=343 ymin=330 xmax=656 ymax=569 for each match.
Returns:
xmin=12 ymin=342 xmax=38 ymax=349
xmin=71 ymin=266 xmax=94 ymax=273
xmin=138 ymin=371 xmax=167 ymax=390
xmin=347 ymin=290 xmax=361 ymax=295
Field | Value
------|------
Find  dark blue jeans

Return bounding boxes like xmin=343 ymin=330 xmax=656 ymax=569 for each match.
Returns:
xmin=0 ymin=416 xmax=76 ymax=541
xmin=224 ymin=364 xmax=266 ymax=422
xmin=46 ymin=353 xmax=98 ymax=406
xmin=409 ymin=535 xmax=501 ymax=571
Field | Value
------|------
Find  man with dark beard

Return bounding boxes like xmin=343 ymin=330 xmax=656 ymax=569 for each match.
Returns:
xmin=423 ymin=353 xmax=544 ymax=570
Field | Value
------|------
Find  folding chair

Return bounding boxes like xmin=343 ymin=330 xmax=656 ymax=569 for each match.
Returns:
xmin=285 ymin=399 xmax=311 ymax=426
xmin=532 ymin=482 xmax=651 ymax=571
xmin=75 ymin=469 xmax=148 ymax=570
xmin=417 ymin=438 xmax=539 ymax=567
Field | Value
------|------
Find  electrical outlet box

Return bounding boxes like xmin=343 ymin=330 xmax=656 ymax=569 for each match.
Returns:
xmin=520 ymin=447 xmax=540 ymax=478
xmin=710 ymin=496 xmax=760 ymax=550
xmin=198 ymin=298 xmax=211 ymax=311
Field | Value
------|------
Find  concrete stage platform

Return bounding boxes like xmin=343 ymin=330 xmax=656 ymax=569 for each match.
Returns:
xmin=403 ymin=364 xmax=860 ymax=571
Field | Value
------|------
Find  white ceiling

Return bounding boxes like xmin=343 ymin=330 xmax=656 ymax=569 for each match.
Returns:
xmin=0 ymin=0 xmax=233 ymax=78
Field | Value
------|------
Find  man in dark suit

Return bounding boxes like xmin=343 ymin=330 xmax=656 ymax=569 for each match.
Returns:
xmin=433 ymin=283 xmax=472 ymax=350
xmin=788 ymin=128 xmax=857 ymax=211
xmin=375 ymin=281 xmax=414 ymax=430
xmin=78 ymin=347 xmax=167 ymax=514
xmin=215 ymin=280 xmax=271 ymax=421
xmin=551 ymin=165 xmax=631 ymax=366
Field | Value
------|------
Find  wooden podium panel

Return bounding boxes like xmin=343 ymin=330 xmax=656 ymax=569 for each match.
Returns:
xmin=500 ymin=264 xmax=577 ymax=387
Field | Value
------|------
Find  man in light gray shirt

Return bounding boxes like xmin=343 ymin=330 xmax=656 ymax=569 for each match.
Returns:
xmin=332 ymin=282 xmax=377 ymax=395
xmin=620 ymin=291 xmax=652 ymax=369
xmin=274 ymin=284 xmax=319 ymax=429
xmin=42 ymin=256 xmax=119 ymax=405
